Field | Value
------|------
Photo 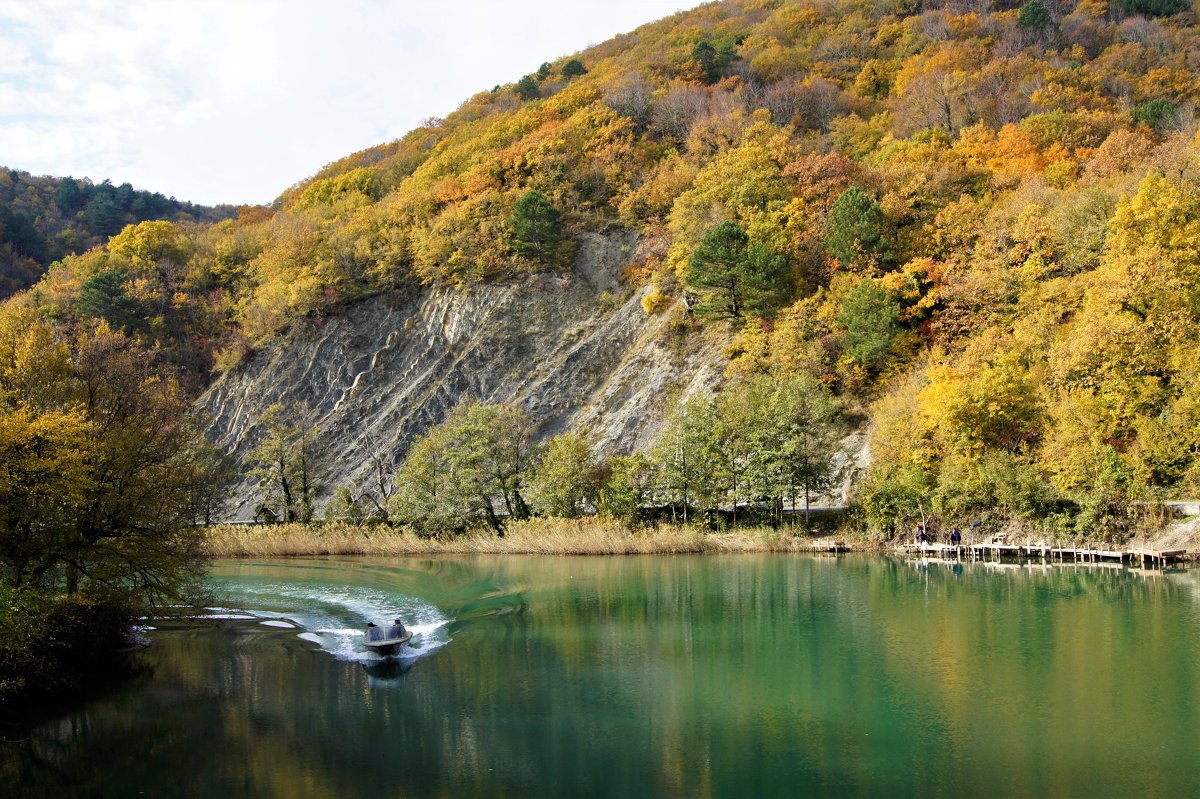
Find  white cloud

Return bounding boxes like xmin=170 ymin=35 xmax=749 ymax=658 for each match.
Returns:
xmin=0 ymin=0 xmax=698 ymax=206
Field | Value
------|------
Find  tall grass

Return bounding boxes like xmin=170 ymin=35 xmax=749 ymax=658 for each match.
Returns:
xmin=203 ymin=518 xmax=860 ymax=558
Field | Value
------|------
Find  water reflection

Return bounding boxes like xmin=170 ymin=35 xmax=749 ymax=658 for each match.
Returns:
xmin=5 ymin=555 xmax=1200 ymax=798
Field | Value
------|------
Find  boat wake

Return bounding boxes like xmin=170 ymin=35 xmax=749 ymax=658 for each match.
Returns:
xmin=203 ymin=581 xmax=452 ymax=665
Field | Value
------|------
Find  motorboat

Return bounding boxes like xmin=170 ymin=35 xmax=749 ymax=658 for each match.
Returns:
xmin=363 ymin=619 xmax=413 ymax=657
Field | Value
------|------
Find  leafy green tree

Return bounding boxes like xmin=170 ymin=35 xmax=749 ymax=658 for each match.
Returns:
xmin=469 ymin=403 xmax=536 ymax=521
xmin=325 ymin=486 xmax=370 ymax=525
xmin=689 ymin=39 xmax=736 ymax=84
xmin=1120 ymin=0 xmax=1189 ymax=16
xmin=652 ymin=393 xmax=725 ymax=523
xmin=527 ymin=432 xmax=607 ymax=518
xmin=83 ymin=192 xmax=122 ymax=237
xmin=691 ymin=41 xmax=720 ymax=83
xmin=823 ymin=187 xmax=891 ymax=270
xmin=597 ymin=453 xmax=656 ymax=525
xmin=390 ymin=419 xmax=481 ymax=536
xmin=249 ymin=403 xmax=317 ymax=523
xmin=508 ymin=190 xmax=565 ymax=265
xmin=685 ymin=221 xmax=792 ymax=319
xmin=748 ymin=374 xmax=842 ymax=528
xmin=0 ymin=207 xmax=46 ymax=262
xmin=713 ymin=385 xmax=761 ymax=523
xmin=536 ymin=62 xmax=552 ymax=81
xmin=858 ymin=464 xmax=936 ymax=537
xmin=561 ymin=59 xmax=588 ymax=78
xmin=391 ymin=401 xmax=534 ymax=535
xmin=54 ymin=177 xmax=86 ymax=213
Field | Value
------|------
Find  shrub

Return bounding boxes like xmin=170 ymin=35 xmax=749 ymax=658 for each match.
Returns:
xmin=0 ymin=588 xmax=134 ymax=712
xmin=561 ymin=59 xmax=588 ymax=78
xmin=642 ymin=285 xmax=672 ymax=314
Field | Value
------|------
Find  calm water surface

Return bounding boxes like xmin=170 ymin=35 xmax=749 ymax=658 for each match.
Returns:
xmin=5 ymin=554 xmax=1200 ymax=797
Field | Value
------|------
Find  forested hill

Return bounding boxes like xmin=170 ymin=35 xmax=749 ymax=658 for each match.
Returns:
xmin=7 ymin=0 xmax=1200 ymax=535
xmin=0 ymin=168 xmax=236 ymax=298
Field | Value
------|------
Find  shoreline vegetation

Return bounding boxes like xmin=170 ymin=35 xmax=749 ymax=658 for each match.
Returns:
xmin=204 ymin=515 xmax=1200 ymax=560
xmin=203 ymin=518 xmax=874 ymax=558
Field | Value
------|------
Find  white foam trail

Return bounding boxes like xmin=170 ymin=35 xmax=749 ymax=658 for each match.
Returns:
xmin=208 ymin=580 xmax=453 ymax=665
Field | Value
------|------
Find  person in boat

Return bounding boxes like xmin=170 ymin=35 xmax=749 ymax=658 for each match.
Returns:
xmin=392 ymin=618 xmax=406 ymax=637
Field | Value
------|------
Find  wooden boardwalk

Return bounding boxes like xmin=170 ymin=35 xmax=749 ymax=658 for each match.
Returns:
xmin=907 ymin=541 xmax=1186 ymax=568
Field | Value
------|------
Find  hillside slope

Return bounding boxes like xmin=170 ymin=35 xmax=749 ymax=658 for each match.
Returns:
xmin=0 ymin=168 xmax=235 ymax=298
xmin=8 ymin=0 xmax=1200 ymax=535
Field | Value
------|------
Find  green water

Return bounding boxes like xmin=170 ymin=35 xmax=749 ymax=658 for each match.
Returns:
xmin=5 ymin=555 xmax=1200 ymax=797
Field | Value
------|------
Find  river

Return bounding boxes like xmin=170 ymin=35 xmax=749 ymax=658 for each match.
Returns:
xmin=5 ymin=554 xmax=1200 ymax=797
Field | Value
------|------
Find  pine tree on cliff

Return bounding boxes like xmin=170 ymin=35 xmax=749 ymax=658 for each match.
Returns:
xmin=508 ymin=189 xmax=565 ymax=266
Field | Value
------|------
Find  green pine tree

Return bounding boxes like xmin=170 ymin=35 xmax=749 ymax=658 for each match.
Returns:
xmin=508 ymin=190 xmax=565 ymax=265
xmin=685 ymin=221 xmax=792 ymax=319
xmin=823 ymin=187 xmax=891 ymax=270
xmin=514 ymin=75 xmax=540 ymax=101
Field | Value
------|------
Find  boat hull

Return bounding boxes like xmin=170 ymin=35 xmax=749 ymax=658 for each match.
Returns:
xmin=363 ymin=629 xmax=413 ymax=657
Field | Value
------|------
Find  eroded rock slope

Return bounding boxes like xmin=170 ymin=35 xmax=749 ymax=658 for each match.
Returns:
xmin=201 ymin=231 xmax=721 ymax=519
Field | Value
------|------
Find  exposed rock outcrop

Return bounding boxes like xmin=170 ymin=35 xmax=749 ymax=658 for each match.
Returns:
xmin=200 ymin=231 xmax=721 ymax=520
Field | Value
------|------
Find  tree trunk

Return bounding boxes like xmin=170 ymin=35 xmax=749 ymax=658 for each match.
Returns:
xmin=804 ymin=483 xmax=811 ymax=531
xmin=279 ymin=459 xmax=294 ymax=523
xmin=485 ymin=501 xmax=504 ymax=537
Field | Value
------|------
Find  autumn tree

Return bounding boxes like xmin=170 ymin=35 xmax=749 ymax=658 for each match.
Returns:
xmin=0 ymin=312 xmax=218 ymax=605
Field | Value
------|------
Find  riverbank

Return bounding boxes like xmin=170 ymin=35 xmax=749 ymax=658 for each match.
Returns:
xmin=203 ymin=517 xmax=1200 ymax=561
xmin=203 ymin=518 xmax=878 ymax=558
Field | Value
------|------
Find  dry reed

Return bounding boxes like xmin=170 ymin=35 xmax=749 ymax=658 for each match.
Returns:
xmin=203 ymin=518 xmax=855 ymax=558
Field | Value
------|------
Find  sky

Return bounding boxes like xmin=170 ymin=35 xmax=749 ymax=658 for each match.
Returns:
xmin=0 ymin=0 xmax=698 ymax=207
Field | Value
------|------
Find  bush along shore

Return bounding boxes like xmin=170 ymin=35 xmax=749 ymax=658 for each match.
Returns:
xmin=203 ymin=518 xmax=872 ymax=558
xmin=0 ymin=588 xmax=141 ymax=728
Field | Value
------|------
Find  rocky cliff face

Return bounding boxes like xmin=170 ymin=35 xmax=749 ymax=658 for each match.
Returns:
xmin=200 ymin=231 xmax=723 ymax=520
